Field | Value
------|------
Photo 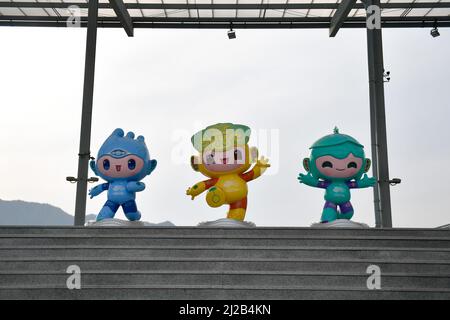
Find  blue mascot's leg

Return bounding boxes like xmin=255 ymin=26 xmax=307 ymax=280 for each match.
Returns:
xmin=338 ymin=201 xmax=354 ymax=220
xmin=97 ymin=200 xmax=119 ymax=221
xmin=122 ymin=200 xmax=141 ymax=221
xmin=321 ymin=201 xmax=338 ymax=223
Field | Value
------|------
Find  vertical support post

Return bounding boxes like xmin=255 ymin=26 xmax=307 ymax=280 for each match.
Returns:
xmin=365 ymin=0 xmax=393 ymax=227
xmin=74 ymin=0 xmax=99 ymax=226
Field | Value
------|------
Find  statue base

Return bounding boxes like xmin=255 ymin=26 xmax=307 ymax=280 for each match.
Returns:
xmin=310 ymin=219 xmax=369 ymax=229
xmin=86 ymin=218 xmax=175 ymax=227
xmin=198 ymin=218 xmax=256 ymax=228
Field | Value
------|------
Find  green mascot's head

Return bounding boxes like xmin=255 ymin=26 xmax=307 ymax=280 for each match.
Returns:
xmin=303 ymin=127 xmax=371 ymax=181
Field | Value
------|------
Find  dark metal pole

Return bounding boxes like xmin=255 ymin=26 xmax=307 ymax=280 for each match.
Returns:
xmin=74 ymin=0 xmax=99 ymax=226
xmin=369 ymin=87 xmax=382 ymax=228
xmin=365 ymin=0 xmax=393 ymax=227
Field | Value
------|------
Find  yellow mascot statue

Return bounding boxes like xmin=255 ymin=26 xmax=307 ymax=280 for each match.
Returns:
xmin=186 ymin=123 xmax=270 ymax=223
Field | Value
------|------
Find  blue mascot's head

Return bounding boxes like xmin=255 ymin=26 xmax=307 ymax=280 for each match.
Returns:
xmin=90 ymin=128 xmax=157 ymax=182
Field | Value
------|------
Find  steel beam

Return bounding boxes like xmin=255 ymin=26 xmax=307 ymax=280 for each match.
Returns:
xmin=1 ymin=20 xmax=450 ymax=29
xmin=2 ymin=15 xmax=450 ymax=23
xmin=108 ymin=0 xmax=133 ymax=36
xmin=329 ymin=0 xmax=356 ymax=37
xmin=1 ymin=2 xmax=450 ymax=10
xmin=74 ymin=0 xmax=99 ymax=226
xmin=365 ymin=0 xmax=393 ymax=228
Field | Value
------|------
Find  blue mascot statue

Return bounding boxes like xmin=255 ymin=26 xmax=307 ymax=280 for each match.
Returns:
xmin=89 ymin=128 xmax=157 ymax=221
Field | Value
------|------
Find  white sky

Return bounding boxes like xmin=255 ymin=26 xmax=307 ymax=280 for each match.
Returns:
xmin=0 ymin=26 xmax=449 ymax=228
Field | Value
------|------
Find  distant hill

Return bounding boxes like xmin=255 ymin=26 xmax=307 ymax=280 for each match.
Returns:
xmin=0 ymin=199 xmax=175 ymax=226
xmin=0 ymin=199 xmax=95 ymax=226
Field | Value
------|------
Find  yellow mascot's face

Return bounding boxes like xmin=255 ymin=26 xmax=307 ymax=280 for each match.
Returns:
xmin=190 ymin=123 xmax=258 ymax=178
xmin=191 ymin=145 xmax=258 ymax=178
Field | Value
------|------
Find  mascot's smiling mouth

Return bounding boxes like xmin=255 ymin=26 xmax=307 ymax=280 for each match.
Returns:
xmin=336 ymin=168 xmax=345 ymax=171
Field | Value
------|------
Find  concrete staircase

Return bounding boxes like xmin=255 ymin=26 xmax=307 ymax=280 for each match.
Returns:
xmin=0 ymin=226 xmax=449 ymax=299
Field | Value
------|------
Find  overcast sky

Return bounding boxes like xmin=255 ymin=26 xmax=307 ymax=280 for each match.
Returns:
xmin=0 ymin=25 xmax=449 ymax=228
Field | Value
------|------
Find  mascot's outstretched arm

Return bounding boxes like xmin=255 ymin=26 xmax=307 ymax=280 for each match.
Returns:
xmin=126 ymin=181 xmax=146 ymax=192
xmin=186 ymin=178 xmax=218 ymax=200
xmin=356 ymin=174 xmax=377 ymax=188
xmin=88 ymin=183 xmax=109 ymax=199
xmin=297 ymin=173 xmax=320 ymax=187
xmin=241 ymin=156 xmax=270 ymax=182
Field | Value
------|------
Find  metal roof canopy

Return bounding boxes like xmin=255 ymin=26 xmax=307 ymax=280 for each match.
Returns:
xmin=2 ymin=1 xmax=446 ymax=228
xmin=1 ymin=1 xmax=450 ymax=29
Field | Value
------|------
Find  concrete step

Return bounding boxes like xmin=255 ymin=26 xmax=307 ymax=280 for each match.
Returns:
xmin=1 ymin=286 xmax=449 ymax=300
xmin=0 ymin=227 xmax=448 ymax=299
xmin=0 ymin=226 xmax=449 ymax=238
xmin=1 ymin=246 xmax=449 ymax=260
xmin=0 ymin=271 xmax=448 ymax=289
xmin=1 ymin=258 xmax=449 ymax=273
xmin=1 ymin=235 xmax=449 ymax=248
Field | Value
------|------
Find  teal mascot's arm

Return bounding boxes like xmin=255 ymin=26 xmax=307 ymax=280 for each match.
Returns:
xmin=298 ymin=158 xmax=320 ymax=187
